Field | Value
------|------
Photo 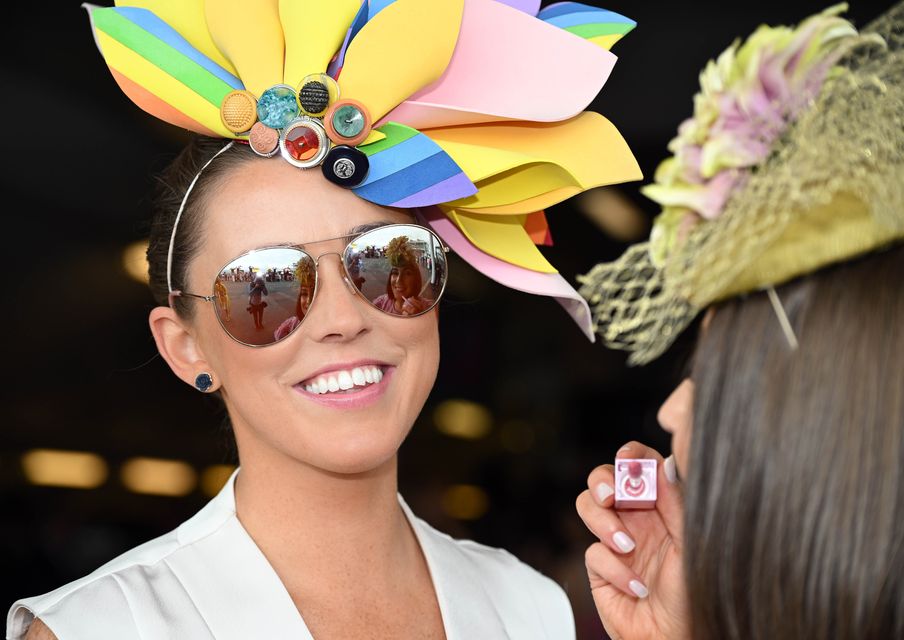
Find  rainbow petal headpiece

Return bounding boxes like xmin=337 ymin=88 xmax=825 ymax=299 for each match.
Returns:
xmin=84 ymin=0 xmax=641 ymax=338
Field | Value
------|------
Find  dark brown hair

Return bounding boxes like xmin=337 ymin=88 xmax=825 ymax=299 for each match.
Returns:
xmin=147 ymin=136 xmax=259 ymax=316
xmin=685 ymin=243 xmax=904 ymax=639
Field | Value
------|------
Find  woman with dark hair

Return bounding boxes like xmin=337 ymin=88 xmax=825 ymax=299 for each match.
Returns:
xmin=371 ymin=236 xmax=431 ymax=316
xmin=7 ymin=2 xmax=642 ymax=638
xmin=575 ymin=4 xmax=904 ymax=639
xmin=273 ymin=257 xmax=316 ymax=342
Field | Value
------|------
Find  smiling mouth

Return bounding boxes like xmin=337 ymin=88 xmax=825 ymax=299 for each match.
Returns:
xmin=300 ymin=365 xmax=386 ymax=395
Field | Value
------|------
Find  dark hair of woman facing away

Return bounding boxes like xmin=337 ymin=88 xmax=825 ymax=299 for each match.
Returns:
xmin=146 ymin=136 xmax=258 ymax=316
xmin=685 ymin=243 xmax=904 ymax=640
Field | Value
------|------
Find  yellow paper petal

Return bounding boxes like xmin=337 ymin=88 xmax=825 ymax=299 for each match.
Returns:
xmin=458 ymin=187 xmax=580 ymax=215
xmin=280 ymin=0 xmax=360 ymax=85
xmin=115 ymin=0 xmax=239 ymax=76
xmin=205 ymin=0 xmax=284 ymax=97
xmin=96 ymin=30 xmax=233 ymax=137
xmin=360 ymin=129 xmax=386 ymax=146
xmin=426 ymin=112 xmax=642 ymax=212
xmin=445 ymin=209 xmax=557 ymax=273
xmin=339 ymin=0 xmax=463 ymax=122
xmin=589 ymin=34 xmax=625 ymax=50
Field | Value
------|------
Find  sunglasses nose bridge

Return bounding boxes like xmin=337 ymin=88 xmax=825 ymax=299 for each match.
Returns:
xmin=311 ymin=251 xmax=356 ymax=295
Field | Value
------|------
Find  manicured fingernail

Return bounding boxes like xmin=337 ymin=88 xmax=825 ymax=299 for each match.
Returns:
xmin=613 ymin=531 xmax=636 ymax=553
xmin=595 ymin=483 xmax=614 ymax=503
xmin=629 ymin=579 xmax=649 ymax=598
xmin=664 ymin=454 xmax=678 ymax=484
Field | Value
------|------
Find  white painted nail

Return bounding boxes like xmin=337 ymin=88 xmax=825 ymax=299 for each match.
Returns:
xmin=664 ymin=454 xmax=678 ymax=484
xmin=594 ymin=483 xmax=614 ymax=504
xmin=629 ymin=579 xmax=649 ymax=598
xmin=613 ymin=531 xmax=636 ymax=553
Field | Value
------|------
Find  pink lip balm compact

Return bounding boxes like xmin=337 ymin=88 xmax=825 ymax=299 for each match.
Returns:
xmin=615 ymin=459 xmax=657 ymax=510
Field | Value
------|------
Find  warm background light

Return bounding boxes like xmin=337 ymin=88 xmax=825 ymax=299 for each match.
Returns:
xmin=121 ymin=457 xmax=197 ymax=497
xmin=201 ymin=464 xmax=237 ymax=497
xmin=433 ymin=399 xmax=493 ymax=440
xmin=121 ymin=239 xmax=150 ymax=284
xmin=441 ymin=484 xmax=490 ymax=521
xmin=578 ymin=187 xmax=648 ymax=242
xmin=21 ymin=449 xmax=108 ymax=489
xmin=500 ymin=420 xmax=537 ymax=454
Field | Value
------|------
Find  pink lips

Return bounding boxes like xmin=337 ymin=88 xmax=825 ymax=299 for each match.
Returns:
xmin=293 ymin=364 xmax=394 ymax=410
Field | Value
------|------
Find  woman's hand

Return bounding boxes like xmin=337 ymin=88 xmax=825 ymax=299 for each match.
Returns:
xmin=576 ymin=442 xmax=690 ymax=640
xmin=400 ymin=297 xmax=426 ymax=315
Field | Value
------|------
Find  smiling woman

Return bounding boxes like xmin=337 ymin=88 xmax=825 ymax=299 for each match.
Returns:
xmin=6 ymin=0 xmax=642 ymax=638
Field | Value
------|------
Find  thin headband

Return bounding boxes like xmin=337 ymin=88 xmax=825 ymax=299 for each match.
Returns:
xmin=166 ymin=141 xmax=235 ymax=293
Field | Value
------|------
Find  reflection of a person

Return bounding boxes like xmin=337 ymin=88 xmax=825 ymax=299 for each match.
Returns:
xmin=273 ymin=259 xmax=316 ymax=341
xmin=371 ymin=237 xmax=431 ymax=315
xmin=247 ymin=276 xmax=268 ymax=329
xmin=214 ymin=278 xmax=231 ymax=321
xmin=273 ymin=284 xmax=313 ymax=341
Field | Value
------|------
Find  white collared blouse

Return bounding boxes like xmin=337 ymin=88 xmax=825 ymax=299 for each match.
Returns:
xmin=7 ymin=470 xmax=575 ymax=640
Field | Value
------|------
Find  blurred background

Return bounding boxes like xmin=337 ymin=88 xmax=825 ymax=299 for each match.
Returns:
xmin=0 ymin=1 xmax=890 ymax=637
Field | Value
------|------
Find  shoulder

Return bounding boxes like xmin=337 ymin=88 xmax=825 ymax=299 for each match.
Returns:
xmin=408 ymin=509 xmax=575 ymax=639
xmin=23 ymin=619 xmax=56 ymax=640
xmin=453 ymin=537 xmax=574 ymax=632
xmin=7 ymin=493 xmax=234 ymax=640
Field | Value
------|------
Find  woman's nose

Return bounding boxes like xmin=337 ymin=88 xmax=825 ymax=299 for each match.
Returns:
xmin=657 ymin=378 xmax=694 ymax=435
xmin=304 ymin=255 xmax=369 ymax=342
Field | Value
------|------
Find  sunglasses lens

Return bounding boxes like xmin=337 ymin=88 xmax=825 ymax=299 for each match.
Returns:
xmin=213 ymin=248 xmax=315 ymax=346
xmin=344 ymin=225 xmax=447 ymax=316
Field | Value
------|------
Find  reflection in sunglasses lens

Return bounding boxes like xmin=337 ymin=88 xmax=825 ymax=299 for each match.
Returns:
xmin=209 ymin=226 xmax=447 ymax=347
xmin=344 ymin=226 xmax=446 ymax=317
xmin=213 ymin=248 xmax=312 ymax=346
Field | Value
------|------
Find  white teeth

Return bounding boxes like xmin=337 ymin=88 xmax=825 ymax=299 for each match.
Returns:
xmin=302 ymin=366 xmax=385 ymax=395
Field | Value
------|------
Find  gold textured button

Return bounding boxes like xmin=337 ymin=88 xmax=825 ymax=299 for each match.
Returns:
xmin=220 ymin=90 xmax=258 ymax=134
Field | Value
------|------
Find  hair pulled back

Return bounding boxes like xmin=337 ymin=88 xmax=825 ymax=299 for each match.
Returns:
xmin=147 ymin=136 xmax=257 ymax=316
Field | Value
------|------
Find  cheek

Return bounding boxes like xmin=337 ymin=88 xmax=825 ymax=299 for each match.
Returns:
xmin=394 ymin=313 xmax=440 ymax=402
xmin=658 ymin=379 xmax=694 ymax=476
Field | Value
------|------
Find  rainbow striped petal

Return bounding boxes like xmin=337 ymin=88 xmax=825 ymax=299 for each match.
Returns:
xmin=353 ymin=123 xmax=476 ymax=207
xmin=421 ymin=206 xmax=594 ymax=340
xmin=538 ymin=2 xmax=635 ymax=50
xmin=326 ymin=1 xmax=369 ymax=78
xmin=86 ymin=5 xmax=242 ymax=137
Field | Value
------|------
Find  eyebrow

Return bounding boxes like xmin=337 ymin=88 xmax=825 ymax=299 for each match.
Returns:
xmin=293 ymin=220 xmax=400 ymax=251
xmin=346 ymin=221 xmax=396 ymax=236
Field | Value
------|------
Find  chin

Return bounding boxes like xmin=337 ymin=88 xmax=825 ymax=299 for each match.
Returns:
xmin=303 ymin=433 xmax=406 ymax=476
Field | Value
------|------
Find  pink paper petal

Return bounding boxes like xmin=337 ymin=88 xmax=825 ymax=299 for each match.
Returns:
xmin=494 ymin=0 xmax=541 ymax=16
xmin=420 ymin=207 xmax=594 ymax=340
xmin=380 ymin=0 xmax=616 ymax=130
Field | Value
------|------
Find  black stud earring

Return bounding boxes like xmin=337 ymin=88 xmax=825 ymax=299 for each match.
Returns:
xmin=194 ymin=372 xmax=214 ymax=393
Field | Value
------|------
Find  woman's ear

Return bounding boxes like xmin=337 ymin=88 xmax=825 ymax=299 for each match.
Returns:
xmin=149 ymin=306 xmax=220 ymax=392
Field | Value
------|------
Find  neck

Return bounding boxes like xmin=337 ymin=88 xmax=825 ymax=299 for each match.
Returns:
xmin=232 ymin=443 xmax=414 ymax=586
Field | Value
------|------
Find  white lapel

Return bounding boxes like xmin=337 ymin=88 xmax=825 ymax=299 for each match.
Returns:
xmin=400 ymin=499 xmax=511 ymax=640
xmin=164 ymin=469 xmax=315 ymax=640
xmin=166 ymin=469 xmax=510 ymax=640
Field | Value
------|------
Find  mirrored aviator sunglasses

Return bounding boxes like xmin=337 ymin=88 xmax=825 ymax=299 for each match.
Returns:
xmin=171 ymin=224 xmax=449 ymax=347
